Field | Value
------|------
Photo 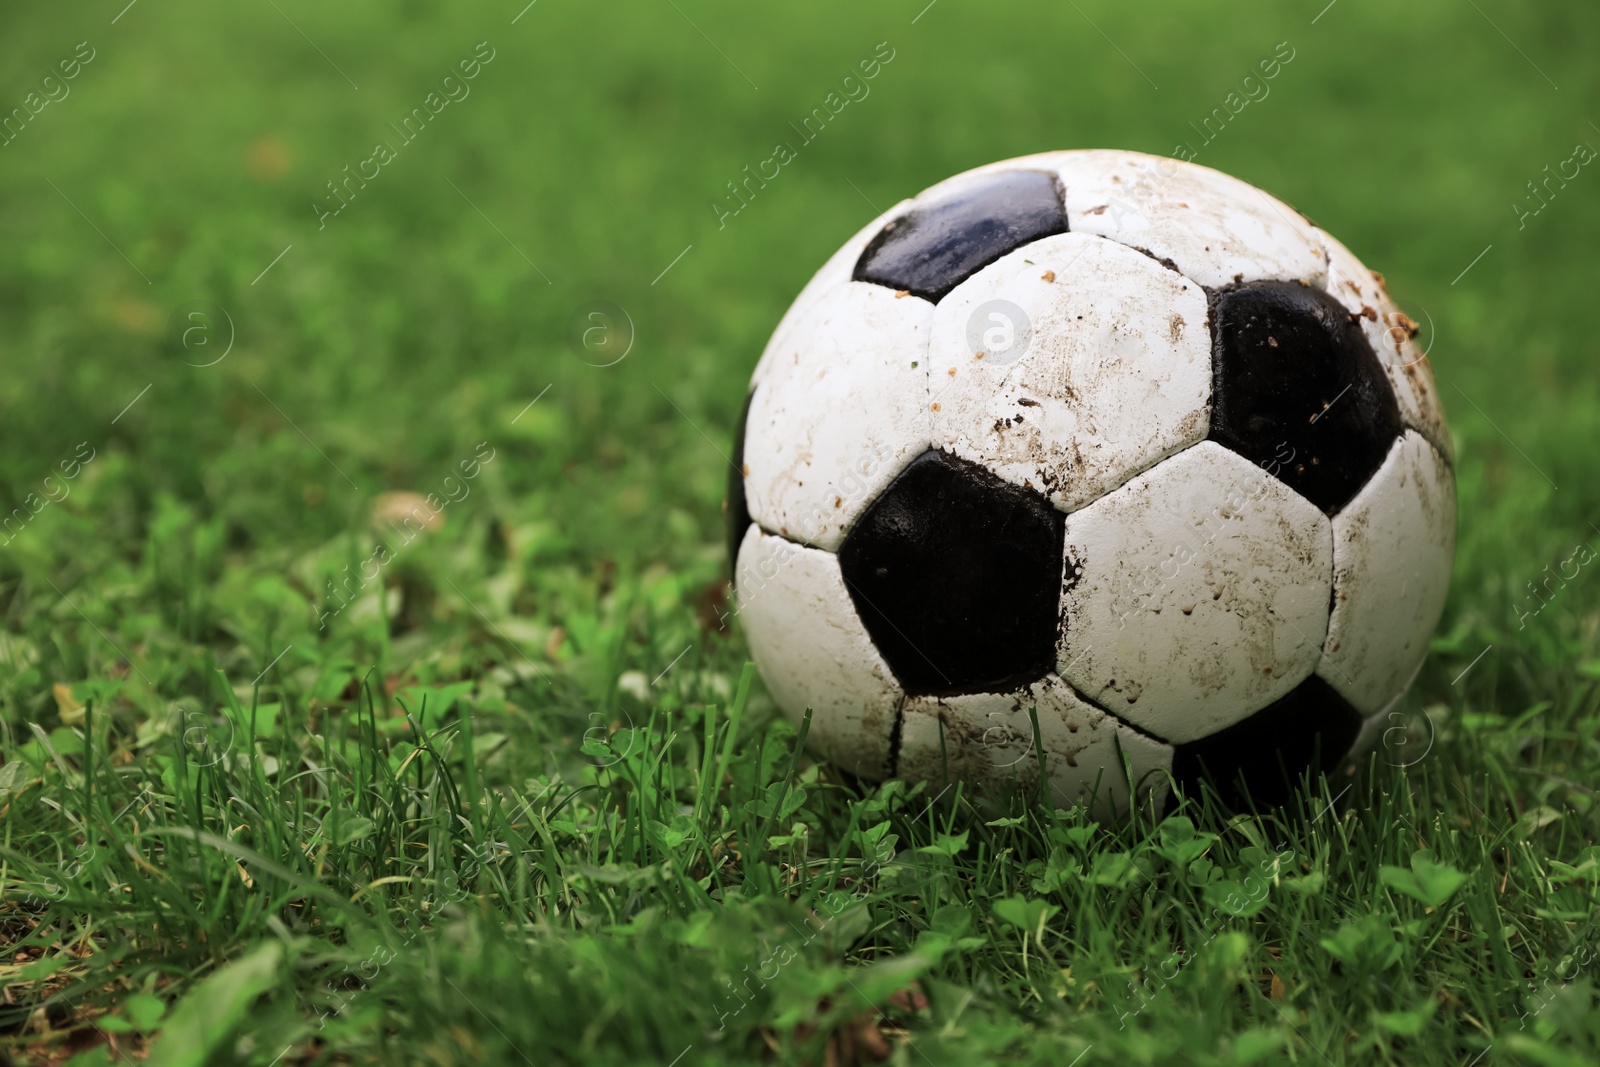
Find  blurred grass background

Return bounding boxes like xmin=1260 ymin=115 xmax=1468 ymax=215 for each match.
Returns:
xmin=1 ymin=0 xmax=1596 ymax=574
xmin=1 ymin=0 xmax=1595 ymax=574
xmin=1 ymin=1 xmax=1599 ymax=1064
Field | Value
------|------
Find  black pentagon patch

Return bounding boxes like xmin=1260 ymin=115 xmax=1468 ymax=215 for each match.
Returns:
xmin=1209 ymin=281 xmax=1401 ymax=514
xmin=837 ymin=449 xmax=1064 ymax=696
xmin=853 ymin=170 xmax=1067 ymax=303
xmin=726 ymin=390 xmax=754 ymax=585
xmin=1170 ymin=675 xmax=1362 ymax=810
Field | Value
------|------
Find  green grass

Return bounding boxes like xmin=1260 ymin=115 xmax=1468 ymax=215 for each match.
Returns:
xmin=2 ymin=0 xmax=1599 ymax=1063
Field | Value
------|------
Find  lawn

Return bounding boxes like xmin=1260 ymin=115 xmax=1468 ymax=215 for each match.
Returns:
xmin=1 ymin=0 xmax=1598 ymax=1064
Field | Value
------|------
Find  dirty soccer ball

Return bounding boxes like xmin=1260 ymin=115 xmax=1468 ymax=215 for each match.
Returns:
xmin=726 ymin=150 xmax=1454 ymax=817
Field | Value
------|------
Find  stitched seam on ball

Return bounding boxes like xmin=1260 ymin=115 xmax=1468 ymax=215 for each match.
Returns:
xmin=886 ymin=691 xmax=907 ymax=779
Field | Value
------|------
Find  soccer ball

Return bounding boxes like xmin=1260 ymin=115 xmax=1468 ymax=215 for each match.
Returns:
xmin=726 ymin=150 xmax=1454 ymax=818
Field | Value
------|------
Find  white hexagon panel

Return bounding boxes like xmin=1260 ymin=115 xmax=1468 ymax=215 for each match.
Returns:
xmin=741 ymin=281 xmax=933 ymax=551
xmin=1058 ymin=441 xmax=1334 ymax=745
xmin=926 ymin=232 xmax=1211 ymax=513
xmin=897 ymin=674 xmax=1173 ymax=819
xmin=734 ymin=526 xmax=901 ymax=779
xmin=750 ymin=199 xmax=912 ymax=389
xmin=1318 ymin=431 xmax=1456 ymax=714
xmin=1054 ymin=149 xmax=1328 ymax=290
